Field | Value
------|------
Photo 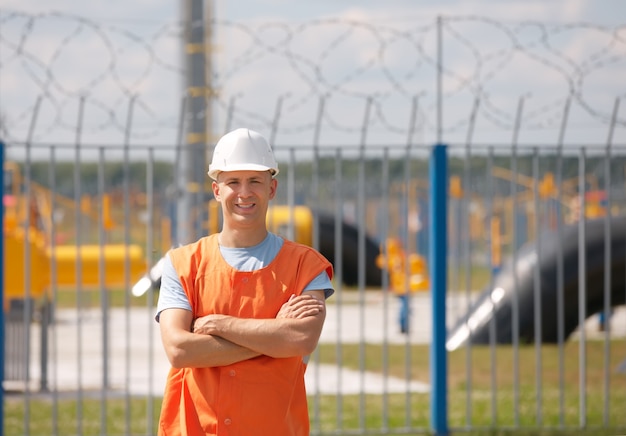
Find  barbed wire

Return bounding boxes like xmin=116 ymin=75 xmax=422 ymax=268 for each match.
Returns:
xmin=0 ymin=10 xmax=624 ymax=147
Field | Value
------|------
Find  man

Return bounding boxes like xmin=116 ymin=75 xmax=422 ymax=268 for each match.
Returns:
xmin=156 ymin=128 xmax=334 ymax=435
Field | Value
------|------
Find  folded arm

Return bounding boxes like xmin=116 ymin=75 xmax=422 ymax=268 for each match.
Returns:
xmin=159 ymin=308 xmax=261 ymax=368
xmin=193 ymin=291 xmax=327 ymax=359
xmin=159 ymin=291 xmax=326 ymax=368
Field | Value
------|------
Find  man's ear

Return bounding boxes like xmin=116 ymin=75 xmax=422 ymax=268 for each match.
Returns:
xmin=269 ymin=177 xmax=278 ymax=200
xmin=212 ymin=180 xmax=220 ymax=201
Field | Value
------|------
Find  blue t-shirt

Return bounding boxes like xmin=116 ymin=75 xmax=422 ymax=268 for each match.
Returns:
xmin=156 ymin=232 xmax=334 ymax=320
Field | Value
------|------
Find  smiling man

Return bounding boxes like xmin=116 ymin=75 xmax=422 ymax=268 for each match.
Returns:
xmin=156 ymin=128 xmax=334 ymax=436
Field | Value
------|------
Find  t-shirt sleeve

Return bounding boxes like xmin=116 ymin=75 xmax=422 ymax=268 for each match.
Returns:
xmin=303 ymin=270 xmax=334 ymax=299
xmin=302 ymin=270 xmax=333 ymax=364
xmin=155 ymin=254 xmax=192 ymax=322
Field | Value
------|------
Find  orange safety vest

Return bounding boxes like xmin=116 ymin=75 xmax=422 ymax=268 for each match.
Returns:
xmin=159 ymin=234 xmax=333 ymax=436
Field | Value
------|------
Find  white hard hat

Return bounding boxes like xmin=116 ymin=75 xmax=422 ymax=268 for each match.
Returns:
xmin=208 ymin=128 xmax=279 ymax=180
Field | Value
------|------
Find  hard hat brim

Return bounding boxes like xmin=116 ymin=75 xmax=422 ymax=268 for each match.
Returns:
xmin=208 ymin=163 xmax=279 ymax=180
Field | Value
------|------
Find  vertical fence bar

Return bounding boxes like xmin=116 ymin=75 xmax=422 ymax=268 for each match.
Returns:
xmin=311 ymin=96 xmax=324 ymax=253
xmin=603 ymin=97 xmax=619 ymax=426
xmin=404 ymin=95 xmax=419 ymax=429
xmin=98 ymin=147 xmax=109 ymax=435
xmin=402 ymin=141 xmax=413 ymax=427
xmin=267 ymin=95 xmax=284 ymax=232
xmin=381 ymin=146 xmax=391 ymax=432
xmin=511 ymin=96 xmax=525 ymax=428
xmin=603 ymin=147 xmax=612 ymax=425
xmin=287 ymin=148 xmax=295 ymax=241
xmin=357 ymin=97 xmax=371 ymax=431
xmin=436 ymin=16 xmax=443 ymax=144
xmin=578 ymin=146 xmax=587 ymax=428
xmin=23 ymin=112 xmax=33 ymax=436
xmin=269 ymin=95 xmax=283 ymax=146
xmin=555 ymin=96 xmax=570 ymax=428
xmin=334 ymin=147 xmax=344 ymax=431
xmin=223 ymin=96 xmax=236 ymax=134
xmin=463 ymin=97 xmax=479 ymax=428
xmin=40 ymin=184 xmax=51 ymax=395
xmin=48 ymin=145 xmax=60 ymax=436
xmin=0 ymin=140 xmax=4 ymax=434
xmin=122 ymin=96 xmax=135 ymax=436
xmin=74 ymin=96 xmax=86 ymax=436
xmin=23 ymin=96 xmax=42 ymax=436
xmin=178 ymin=93 xmax=192 ymax=248
xmin=147 ymin=148 xmax=156 ymax=435
xmin=487 ymin=147 xmax=497 ymax=427
xmin=310 ymin=96 xmax=324 ymax=434
xmin=532 ymin=147 xmax=543 ymax=426
xmin=26 ymin=177 xmax=41 ymax=390
xmin=173 ymin=96 xmax=186 ymax=247
xmin=430 ymin=143 xmax=448 ymax=436
xmin=193 ymin=136 xmax=205 ymax=241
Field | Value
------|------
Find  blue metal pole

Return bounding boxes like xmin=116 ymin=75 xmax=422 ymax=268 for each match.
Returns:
xmin=430 ymin=143 xmax=448 ymax=435
xmin=0 ymin=141 xmax=5 ymax=433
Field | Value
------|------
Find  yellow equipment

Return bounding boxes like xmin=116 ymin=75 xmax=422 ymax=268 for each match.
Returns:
xmin=4 ymin=223 xmax=50 ymax=305
xmin=4 ymin=214 xmax=146 ymax=306
xmin=50 ymin=244 xmax=146 ymax=289
xmin=266 ymin=205 xmax=313 ymax=247
xmin=3 ymin=162 xmax=147 ymax=307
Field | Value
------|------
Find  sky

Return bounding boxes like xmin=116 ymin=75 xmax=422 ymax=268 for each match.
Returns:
xmin=3 ymin=0 xmax=621 ymax=27
xmin=1 ymin=0 xmax=625 ymax=151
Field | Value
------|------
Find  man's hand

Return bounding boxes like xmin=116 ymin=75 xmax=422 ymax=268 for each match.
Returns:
xmin=189 ymin=291 xmax=326 ymax=358
xmin=276 ymin=293 xmax=325 ymax=319
xmin=159 ymin=309 xmax=259 ymax=368
xmin=192 ymin=293 xmax=323 ymax=335
xmin=192 ymin=314 xmax=230 ymax=335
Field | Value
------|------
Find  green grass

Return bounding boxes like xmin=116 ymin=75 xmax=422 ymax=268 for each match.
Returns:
xmin=448 ymin=264 xmax=494 ymax=292
xmin=49 ymin=287 xmax=154 ymax=309
xmin=313 ymin=341 xmax=626 ymax=434
xmin=5 ymin=395 xmax=161 ymax=436
xmin=5 ymin=342 xmax=626 ymax=435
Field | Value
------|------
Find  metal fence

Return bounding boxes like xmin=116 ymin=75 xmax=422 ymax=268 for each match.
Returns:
xmin=2 ymin=9 xmax=626 ymax=436
xmin=2 ymin=134 xmax=626 ymax=435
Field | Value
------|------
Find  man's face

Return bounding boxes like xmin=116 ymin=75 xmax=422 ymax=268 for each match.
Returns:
xmin=212 ymin=170 xmax=277 ymax=227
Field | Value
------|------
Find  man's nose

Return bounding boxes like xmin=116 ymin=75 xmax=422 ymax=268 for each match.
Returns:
xmin=238 ymin=182 xmax=252 ymax=197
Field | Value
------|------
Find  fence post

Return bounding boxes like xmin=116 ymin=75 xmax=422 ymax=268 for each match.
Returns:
xmin=0 ymin=140 xmax=5 ymax=432
xmin=430 ymin=143 xmax=448 ymax=435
